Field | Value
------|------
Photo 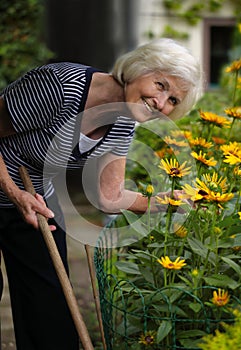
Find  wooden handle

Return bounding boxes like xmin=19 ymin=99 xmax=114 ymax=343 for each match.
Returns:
xmin=19 ymin=166 xmax=94 ymax=350
xmin=85 ymin=244 xmax=107 ymax=350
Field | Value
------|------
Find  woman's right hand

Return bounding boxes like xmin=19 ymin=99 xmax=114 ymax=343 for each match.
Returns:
xmin=0 ymin=156 xmax=56 ymax=230
xmin=13 ymin=190 xmax=56 ymax=231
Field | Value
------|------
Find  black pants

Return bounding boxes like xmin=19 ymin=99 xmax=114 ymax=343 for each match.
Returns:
xmin=0 ymin=193 xmax=79 ymax=350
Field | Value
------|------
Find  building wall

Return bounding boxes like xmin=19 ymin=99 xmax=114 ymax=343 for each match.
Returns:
xmin=45 ymin=0 xmax=237 ymax=85
xmin=137 ymin=0 xmax=236 ymax=85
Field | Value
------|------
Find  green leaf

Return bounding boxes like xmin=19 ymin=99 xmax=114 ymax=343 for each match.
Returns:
xmin=203 ymin=274 xmax=239 ymax=290
xmin=115 ymin=261 xmax=141 ymax=275
xmin=187 ymin=237 xmax=216 ymax=264
xmin=189 ymin=302 xmax=202 ymax=313
xmin=177 ymin=329 xmax=207 ymax=338
xmin=131 ymin=249 xmax=158 ymax=260
xmin=219 ymin=215 xmax=237 ymax=227
xmin=217 ymin=237 xmax=234 ymax=248
xmin=138 ymin=265 xmax=154 ymax=284
xmin=221 ymin=257 xmax=241 ymax=276
xmin=152 ymin=303 xmax=188 ymax=318
xmin=232 ymin=234 xmax=241 ymax=246
xmin=178 ymin=275 xmax=194 ymax=288
xmin=179 ymin=338 xmax=205 ymax=349
xmin=156 ymin=320 xmax=172 ymax=343
xmin=121 ymin=210 xmax=148 ymax=237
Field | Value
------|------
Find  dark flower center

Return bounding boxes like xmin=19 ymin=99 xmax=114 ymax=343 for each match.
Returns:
xmin=145 ymin=336 xmax=154 ymax=344
xmin=170 ymin=167 xmax=180 ymax=175
xmin=198 ymin=190 xmax=208 ymax=196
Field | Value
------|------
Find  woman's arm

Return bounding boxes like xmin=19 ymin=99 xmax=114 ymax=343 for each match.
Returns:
xmin=0 ymin=155 xmax=55 ymax=229
xmin=97 ymin=153 xmax=159 ymax=214
xmin=0 ymin=96 xmax=15 ymax=137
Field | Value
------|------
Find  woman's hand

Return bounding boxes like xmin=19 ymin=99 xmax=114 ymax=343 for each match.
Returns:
xmin=155 ymin=189 xmax=194 ymax=212
xmin=156 ymin=189 xmax=185 ymax=199
xmin=0 ymin=156 xmax=56 ymax=230
xmin=14 ymin=190 xmax=56 ymax=231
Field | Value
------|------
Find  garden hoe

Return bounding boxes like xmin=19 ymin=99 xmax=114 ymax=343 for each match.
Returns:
xmin=19 ymin=166 xmax=94 ymax=350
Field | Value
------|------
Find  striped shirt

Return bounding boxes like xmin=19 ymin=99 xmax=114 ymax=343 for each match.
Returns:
xmin=0 ymin=63 xmax=135 ymax=207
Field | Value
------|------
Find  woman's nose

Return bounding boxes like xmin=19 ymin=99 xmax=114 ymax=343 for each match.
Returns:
xmin=153 ymin=92 xmax=168 ymax=111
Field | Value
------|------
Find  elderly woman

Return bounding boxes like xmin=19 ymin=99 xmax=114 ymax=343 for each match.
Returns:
xmin=0 ymin=38 xmax=203 ymax=350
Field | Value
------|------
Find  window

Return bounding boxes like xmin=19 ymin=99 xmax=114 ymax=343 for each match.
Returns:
xmin=203 ymin=18 xmax=236 ymax=88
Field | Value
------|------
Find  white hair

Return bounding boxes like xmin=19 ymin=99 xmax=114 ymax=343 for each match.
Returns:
xmin=111 ymin=38 xmax=204 ymax=118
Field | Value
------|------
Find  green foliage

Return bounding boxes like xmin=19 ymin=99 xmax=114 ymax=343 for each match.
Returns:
xmin=0 ymin=0 xmax=53 ymax=90
xmin=162 ymin=25 xmax=189 ymax=40
xmin=162 ymin=0 xmax=225 ymax=26
xmin=163 ymin=0 xmax=182 ymax=11
xmin=95 ymin=52 xmax=241 ymax=349
xmin=199 ymin=310 xmax=241 ymax=350
xmin=146 ymin=0 xmax=240 ymax=41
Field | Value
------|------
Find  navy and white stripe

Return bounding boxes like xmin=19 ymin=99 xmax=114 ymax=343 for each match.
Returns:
xmin=0 ymin=63 xmax=135 ymax=207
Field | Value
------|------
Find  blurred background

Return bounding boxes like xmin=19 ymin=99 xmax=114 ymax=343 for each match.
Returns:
xmin=0 ymin=1 xmax=241 ymax=348
xmin=0 ymin=0 xmax=241 ymax=91
xmin=2 ymin=0 xmax=240 ymax=198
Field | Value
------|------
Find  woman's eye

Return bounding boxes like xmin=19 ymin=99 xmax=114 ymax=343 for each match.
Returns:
xmin=156 ymin=82 xmax=165 ymax=90
xmin=169 ymin=96 xmax=178 ymax=106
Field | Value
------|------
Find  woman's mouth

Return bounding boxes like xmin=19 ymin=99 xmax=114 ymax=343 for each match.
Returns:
xmin=142 ymin=98 xmax=154 ymax=114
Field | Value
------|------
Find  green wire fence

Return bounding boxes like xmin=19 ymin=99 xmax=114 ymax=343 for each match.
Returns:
xmin=94 ymin=218 xmax=241 ymax=350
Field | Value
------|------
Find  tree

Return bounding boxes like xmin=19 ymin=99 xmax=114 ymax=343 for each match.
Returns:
xmin=0 ymin=0 xmax=53 ymax=90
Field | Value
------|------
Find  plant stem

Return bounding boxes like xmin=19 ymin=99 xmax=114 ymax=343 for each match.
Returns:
xmin=164 ymin=205 xmax=172 ymax=256
xmin=233 ymin=180 xmax=241 ymax=215
xmin=227 ymin=118 xmax=235 ymax=143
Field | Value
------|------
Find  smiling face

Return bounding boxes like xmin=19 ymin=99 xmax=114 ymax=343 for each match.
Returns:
xmin=124 ymin=72 xmax=188 ymax=122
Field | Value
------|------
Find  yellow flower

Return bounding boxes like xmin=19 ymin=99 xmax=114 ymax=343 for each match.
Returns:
xmin=213 ymin=227 xmax=222 ymax=235
xmin=237 ymin=77 xmax=241 ymax=89
xmin=220 ymin=141 xmax=241 ymax=156
xmin=157 ymin=256 xmax=186 ymax=270
xmin=170 ymin=129 xmax=192 ymax=139
xmin=211 ymin=289 xmax=229 ymax=307
xmin=234 ymin=167 xmax=241 ymax=177
xmin=191 ymin=269 xmax=199 ymax=277
xmin=238 ymin=212 xmax=241 ymax=220
xmin=233 ymin=245 xmax=241 ymax=252
xmin=238 ymin=23 xmax=241 ymax=33
xmin=199 ymin=110 xmax=231 ymax=128
xmin=181 ymin=183 xmax=207 ymax=202
xmin=164 ymin=135 xmax=189 ymax=147
xmin=206 ymin=191 xmax=234 ymax=206
xmin=223 ymin=152 xmax=241 ymax=165
xmin=196 ymin=173 xmax=234 ymax=208
xmin=231 ymin=233 xmax=241 ymax=251
xmin=183 ymin=130 xmax=193 ymax=140
xmin=191 ymin=151 xmax=217 ymax=167
xmin=154 ymin=147 xmax=174 ymax=159
xmin=155 ymin=195 xmax=185 ymax=207
xmin=155 ymin=148 xmax=167 ymax=159
xmin=183 ymin=173 xmax=233 ymax=208
xmin=199 ymin=172 xmax=228 ymax=193
xmin=225 ymin=106 xmax=241 ymax=119
xmin=173 ymin=223 xmax=188 ymax=238
xmin=139 ymin=331 xmax=156 ymax=346
xmin=159 ymin=158 xmax=191 ymax=177
xmin=212 ymin=136 xmax=226 ymax=145
xmin=145 ymin=184 xmax=154 ymax=197
xmin=220 ymin=141 xmax=241 ymax=165
xmin=189 ymin=137 xmax=213 ymax=149
xmin=225 ymin=59 xmax=241 ymax=73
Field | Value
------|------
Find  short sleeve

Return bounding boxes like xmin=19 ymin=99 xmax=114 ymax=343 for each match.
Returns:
xmin=110 ymin=116 xmax=135 ymax=157
xmin=2 ymin=68 xmax=64 ymax=133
